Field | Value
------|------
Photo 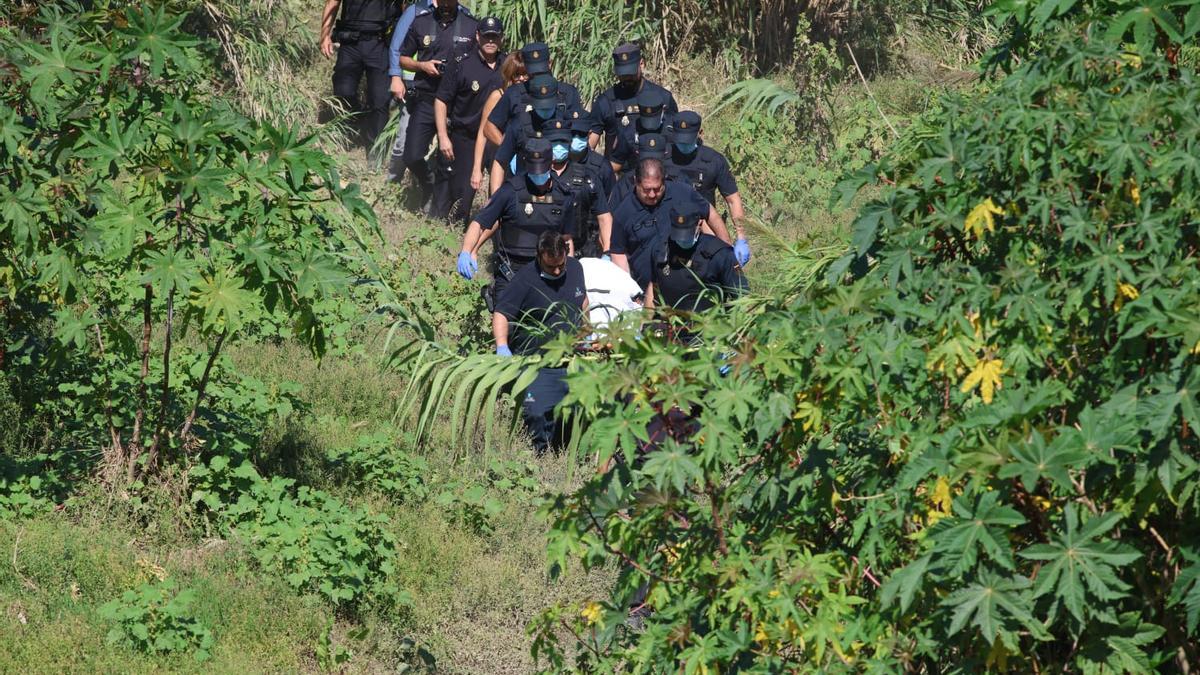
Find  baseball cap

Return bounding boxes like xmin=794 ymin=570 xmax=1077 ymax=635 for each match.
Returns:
xmin=570 ymin=111 xmax=592 ymax=136
xmin=669 ymin=208 xmax=702 ymax=241
xmin=522 ymin=42 xmax=551 ymax=75
xmin=673 ymin=111 xmax=701 ymax=145
xmin=637 ymin=133 xmax=666 ymax=160
xmin=524 ymin=138 xmax=552 ymax=174
xmin=526 ymin=73 xmax=559 ymax=103
xmin=543 ymin=118 xmax=572 ymax=144
xmin=613 ymin=43 xmax=641 ymax=77
xmin=479 ymin=16 xmax=503 ymax=35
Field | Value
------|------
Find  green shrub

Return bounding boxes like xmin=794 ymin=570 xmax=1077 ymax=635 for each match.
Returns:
xmin=436 ymin=480 xmax=504 ymax=536
xmin=100 ymin=578 xmax=215 ymax=662
xmin=327 ymin=431 xmax=430 ymax=504
xmin=190 ymin=456 xmax=402 ymax=607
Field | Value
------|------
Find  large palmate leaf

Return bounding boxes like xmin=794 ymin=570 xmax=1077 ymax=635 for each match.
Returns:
xmin=928 ymin=490 xmax=1026 ymax=574
xmin=941 ymin=570 xmax=1049 ymax=645
xmin=1020 ymin=505 xmax=1140 ymax=623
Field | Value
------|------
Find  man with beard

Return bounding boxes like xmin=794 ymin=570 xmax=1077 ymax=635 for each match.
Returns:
xmin=433 ymin=16 xmax=505 ymax=225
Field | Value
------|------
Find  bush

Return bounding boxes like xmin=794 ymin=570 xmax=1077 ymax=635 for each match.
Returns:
xmin=190 ymin=456 xmax=402 ymax=608
xmin=530 ymin=0 xmax=1200 ymax=671
xmin=100 ymin=579 xmax=215 ymax=662
xmin=327 ymin=431 xmax=431 ymax=504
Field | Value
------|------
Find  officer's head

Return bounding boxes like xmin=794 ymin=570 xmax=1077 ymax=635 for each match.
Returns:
xmin=634 ymin=158 xmax=666 ymax=207
xmin=669 ymin=208 xmax=703 ymax=250
xmin=524 ymin=138 xmax=553 ymax=188
xmin=521 ymin=42 xmax=552 ymax=76
xmin=477 ymin=17 xmax=503 ymax=55
xmin=635 ymin=89 xmax=667 ymax=135
xmin=536 ymin=231 xmax=570 ymax=280
xmin=569 ymin=113 xmax=591 ymax=154
xmin=673 ymin=111 xmax=702 ymax=155
xmin=526 ymin=74 xmax=559 ymax=120
xmin=612 ymin=43 xmax=643 ymax=85
xmin=544 ymin=119 xmax=571 ymax=165
xmin=434 ymin=0 xmax=459 ymax=20
xmin=636 ymin=133 xmax=667 ymax=162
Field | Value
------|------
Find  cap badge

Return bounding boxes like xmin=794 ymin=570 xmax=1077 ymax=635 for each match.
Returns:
xmin=679 ymin=121 xmax=688 ymax=128
xmin=532 ymin=50 xmax=541 ymax=59
xmin=471 ymin=80 xmax=480 ymax=91
xmin=422 ymin=35 xmax=432 ymax=46
xmin=620 ymin=53 xmax=629 ymax=61
xmin=524 ymin=203 xmax=534 ymax=215
xmin=540 ymin=86 xmax=548 ymax=95
xmin=621 ymin=116 xmax=630 ymax=126
xmin=649 ymin=138 xmax=656 ymax=147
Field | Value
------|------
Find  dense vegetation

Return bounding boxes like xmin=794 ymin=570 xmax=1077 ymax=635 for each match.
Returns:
xmin=3 ymin=0 xmax=1196 ymax=672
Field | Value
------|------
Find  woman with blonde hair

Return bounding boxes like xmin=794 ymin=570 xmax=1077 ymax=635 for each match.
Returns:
xmin=470 ymin=53 xmax=527 ymax=194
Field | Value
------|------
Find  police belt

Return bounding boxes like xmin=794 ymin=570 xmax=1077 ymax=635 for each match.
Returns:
xmin=332 ymin=25 xmax=389 ymax=42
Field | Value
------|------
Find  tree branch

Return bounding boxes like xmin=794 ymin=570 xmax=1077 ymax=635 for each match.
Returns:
xmin=177 ymin=330 xmax=228 ymax=445
xmin=129 ymin=282 xmax=153 ymax=460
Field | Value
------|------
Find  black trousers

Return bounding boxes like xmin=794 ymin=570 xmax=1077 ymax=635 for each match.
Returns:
xmin=521 ymin=367 xmax=569 ymax=456
xmin=402 ymin=92 xmax=438 ymax=210
xmin=331 ymin=38 xmax=391 ymax=150
xmin=437 ymin=130 xmax=494 ymax=227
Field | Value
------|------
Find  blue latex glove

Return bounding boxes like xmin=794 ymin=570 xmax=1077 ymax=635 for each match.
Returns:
xmin=496 ymin=345 xmax=513 ymax=357
xmin=456 ymin=251 xmax=477 ymax=279
xmin=601 ymin=254 xmax=612 ymax=262
xmin=734 ymin=238 xmax=751 ymax=266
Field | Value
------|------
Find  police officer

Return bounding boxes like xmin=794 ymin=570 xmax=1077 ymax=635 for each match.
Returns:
xmin=609 ymin=157 xmax=733 ymax=290
xmin=320 ymin=0 xmax=403 ymax=152
xmin=488 ymin=74 xmax=572 ymax=193
xmin=607 ymin=131 xmax=669 ymax=211
xmin=493 ymin=231 xmax=588 ymax=455
xmin=648 ymin=207 xmax=747 ymax=312
xmin=544 ymin=120 xmax=613 ymax=259
xmin=568 ymin=112 xmax=616 ymax=198
xmin=457 ymin=138 xmax=578 ymax=301
xmin=667 ymin=111 xmax=751 ymax=267
xmin=434 ymin=16 xmax=505 ymax=226
xmin=398 ymin=0 xmax=477 ymax=212
xmin=590 ymin=43 xmax=678 ymax=161
xmin=609 ymin=88 xmax=671 ymax=174
xmin=482 ymin=42 xmax=586 ymax=146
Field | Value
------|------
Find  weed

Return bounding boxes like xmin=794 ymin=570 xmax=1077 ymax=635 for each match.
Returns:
xmin=100 ymin=579 xmax=215 ymax=662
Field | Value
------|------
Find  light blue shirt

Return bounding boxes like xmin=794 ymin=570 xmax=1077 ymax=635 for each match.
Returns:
xmin=388 ymin=0 xmax=436 ymax=79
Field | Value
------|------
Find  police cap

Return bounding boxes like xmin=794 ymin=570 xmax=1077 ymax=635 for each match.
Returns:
xmin=570 ymin=111 xmax=593 ymax=136
xmin=525 ymin=73 xmax=559 ymax=103
xmin=521 ymin=42 xmax=551 ymax=75
xmin=479 ymin=16 xmax=503 ymax=36
xmin=613 ymin=43 xmax=641 ymax=77
xmin=524 ymin=138 xmax=553 ymax=174
xmin=544 ymin=118 xmax=572 ymax=144
xmin=673 ymin=111 xmax=702 ymax=145
xmin=637 ymin=133 xmax=666 ymax=160
xmin=669 ymin=208 xmax=703 ymax=240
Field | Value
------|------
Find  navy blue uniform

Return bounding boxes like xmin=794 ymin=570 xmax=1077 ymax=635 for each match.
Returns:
xmin=398 ymin=6 xmax=476 ymax=209
xmin=493 ymin=111 xmax=569 ymax=177
xmin=487 ymin=81 xmax=585 ymax=136
xmin=590 ymin=80 xmax=677 ymax=159
xmin=666 ymin=144 xmax=739 ymax=207
xmin=435 ymin=48 xmax=504 ymax=224
xmin=610 ymin=182 xmax=711 ymax=288
xmin=475 ymin=175 xmax=578 ymax=297
xmin=651 ymin=234 xmax=746 ymax=312
xmin=331 ymin=0 xmax=403 ymax=148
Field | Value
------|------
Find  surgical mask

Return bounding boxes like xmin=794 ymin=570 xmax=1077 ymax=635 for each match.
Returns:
xmin=533 ymin=105 xmax=555 ymax=120
xmin=674 ymin=142 xmax=698 ymax=155
xmin=570 ymin=136 xmax=588 ymax=153
xmin=552 ymin=144 xmax=568 ymax=162
xmin=528 ymin=171 xmax=551 ymax=186
xmin=539 ymin=268 xmax=565 ymax=281
xmin=672 ymin=234 xmax=699 ymax=249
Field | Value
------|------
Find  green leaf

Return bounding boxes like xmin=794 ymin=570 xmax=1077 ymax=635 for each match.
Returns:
xmin=997 ymin=430 xmax=1090 ymax=492
xmin=929 ymin=490 xmax=1026 ymax=574
xmin=1019 ymin=505 xmax=1140 ymax=623
xmin=941 ymin=570 xmax=1047 ymax=645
